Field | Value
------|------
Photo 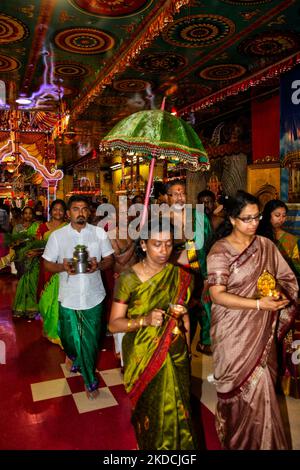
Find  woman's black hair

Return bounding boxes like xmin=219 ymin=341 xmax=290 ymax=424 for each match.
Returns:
xmin=197 ymin=189 xmax=216 ymax=202
xmin=153 ymin=181 xmax=167 ymax=200
xmin=257 ymin=199 xmax=288 ymax=242
xmin=131 ymin=195 xmax=143 ymax=204
xmin=22 ymin=205 xmax=35 ymax=215
xmin=207 ymin=190 xmax=259 ymax=250
xmin=11 ymin=207 xmax=22 ymax=217
xmin=136 ymin=216 xmax=174 ymax=259
xmin=49 ymin=198 xmax=67 ymax=215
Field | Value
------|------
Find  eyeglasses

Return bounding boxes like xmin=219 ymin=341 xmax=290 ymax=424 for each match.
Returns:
xmin=236 ymin=214 xmax=262 ymax=223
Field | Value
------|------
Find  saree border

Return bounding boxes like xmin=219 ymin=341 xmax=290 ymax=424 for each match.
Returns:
xmin=128 ymin=268 xmax=191 ymax=409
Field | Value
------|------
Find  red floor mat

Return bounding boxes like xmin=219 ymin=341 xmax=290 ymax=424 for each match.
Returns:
xmin=0 ymin=274 xmax=220 ymax=450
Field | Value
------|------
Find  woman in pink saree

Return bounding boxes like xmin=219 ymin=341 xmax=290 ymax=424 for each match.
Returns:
xmin=207 ymin=191 xmax=298 ymax=450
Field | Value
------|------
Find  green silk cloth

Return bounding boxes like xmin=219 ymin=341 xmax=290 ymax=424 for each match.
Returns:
xmin=38 ymin=222 xmax=67 ymax=345
xmin=193 ymin=209 xmax=212 ymax=279
xmin=102 ymin=110 xmax=209 ymax=172
xmin=39 ymin=274 xmax=60 ymax=345
xmin=114 ymin=263 xmax=198 ymax=450
xmin=13 ymin=221 xmax=40 ymax=235
xmin=191 ymin=209 xmax=213 ymax=346
xmin=277 ymin=230 xmax=300 ymax=276
xmin=59 ymin=302 xmax=104 ymax=391
xmin=12 ymin=221 xmax=41 ymax=318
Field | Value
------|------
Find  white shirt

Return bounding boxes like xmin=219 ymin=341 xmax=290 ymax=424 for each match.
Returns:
xmin=42 ymin=223 xmax=114 ymax=310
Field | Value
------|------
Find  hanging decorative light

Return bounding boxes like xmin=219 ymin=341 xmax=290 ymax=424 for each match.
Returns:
xmin=6 ymin=162 xmax=20 ymax=173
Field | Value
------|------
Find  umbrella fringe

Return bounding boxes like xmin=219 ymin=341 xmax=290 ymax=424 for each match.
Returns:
xmin=101 ymin=139 xmax=209 ymax=172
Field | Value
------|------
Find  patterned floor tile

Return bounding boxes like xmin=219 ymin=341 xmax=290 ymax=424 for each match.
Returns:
xmin=31 ymin=378 xmax=72 ymax=402
xmin=72 ymin=387 xmax=118 ymax=414
xmin=100 ymin=368 xmax=124 ymax=387
xmin=60 ymin=363 xmax=81 ymax=378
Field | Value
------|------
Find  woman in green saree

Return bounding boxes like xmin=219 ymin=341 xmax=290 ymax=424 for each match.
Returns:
xmin=12 ymin=206 xmax=41 ymax=318
xmin=258 ymin=199 xmax=300 ymax=277
xmin=109 ymin=218 xmax=198 ymax=450
xmin=37 ymin=199 xmax=67 ymax=345
xmin=258 ymin=199 xmax=300 ymax=398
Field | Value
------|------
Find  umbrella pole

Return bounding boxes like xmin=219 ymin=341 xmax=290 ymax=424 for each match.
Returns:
xmin=140 ymin=156 xmax=155 ymax=228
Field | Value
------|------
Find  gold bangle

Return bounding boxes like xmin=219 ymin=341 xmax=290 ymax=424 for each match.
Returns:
xmin=139 ymin=317 xmax=144 ymax=328
xmin=127 ymin=319 xmax=132 ymax=330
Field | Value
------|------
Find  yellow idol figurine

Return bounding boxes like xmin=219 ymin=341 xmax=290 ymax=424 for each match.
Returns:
xmin=257 ymin=270 xmax=281 ymax=299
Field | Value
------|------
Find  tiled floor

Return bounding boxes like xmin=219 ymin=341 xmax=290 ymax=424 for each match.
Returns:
xmin=190 ymin=331 xmax=300 ymax=450
xmin=31 ymin=364 xmax=122 ymax=414
xmin=1 ymin=273 xmax=298 ymax=450
xmin=0 ymin=274 xmax=219 ymax=450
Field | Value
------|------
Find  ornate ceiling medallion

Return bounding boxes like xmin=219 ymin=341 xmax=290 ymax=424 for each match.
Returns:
xmin=163 ymin=14 xmax=235 ymax=48
xmin=238 ymin=31 xmax=300 ymax=57
xmin=54 ymin=62 xmax=90 ymax=77
xmin=134 ymin=53 xmax=187 ymax=73
xmin=69 ymin=0 xmax=151 ymax=18
xmin=54 ymin=28 xmax=115 ymax=54
xmin=0 ymin=54 xmax=20 ymax=72
xmin=199 ymin=64 xmax=246 ymax=81
xmin=113 ymin=79 xmax=151 ymax=92
xmin=0 ymin=13 xmax=29 ymax=44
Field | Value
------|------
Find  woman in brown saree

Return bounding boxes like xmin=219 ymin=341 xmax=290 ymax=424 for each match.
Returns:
xmin=207 ymin=191 xmax=298 ymax=450
xmin=109 ymin=218 xmax=198 ymax=450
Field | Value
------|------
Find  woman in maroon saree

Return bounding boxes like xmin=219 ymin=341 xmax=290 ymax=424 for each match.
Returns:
xmin=207 ymin=191 xmax=298 ymax=450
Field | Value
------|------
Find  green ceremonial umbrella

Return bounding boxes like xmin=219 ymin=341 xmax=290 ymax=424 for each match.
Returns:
xmin=101 ymin=109 xmax=209 ymax=171
xmin=100 ymin=109 xmax=209 ymax=225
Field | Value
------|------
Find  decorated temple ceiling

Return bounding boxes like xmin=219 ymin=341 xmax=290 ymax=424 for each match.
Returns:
xmin=0 ymin=0 xmax=300 ymax=166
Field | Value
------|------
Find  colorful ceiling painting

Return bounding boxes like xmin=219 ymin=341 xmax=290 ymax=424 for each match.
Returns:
xmin=0 ymin=13 xmax=29 ymax=44
xmin=0 ymin=0 xmax=299 ymax=167
xmin=54 ymin=28 xmax=115 ymax=55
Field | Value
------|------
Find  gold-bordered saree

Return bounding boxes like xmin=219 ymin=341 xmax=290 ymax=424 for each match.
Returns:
xmin=114 ymin=263 xmax=198 ymax=450
xmin=207 ymin=235 xmax=298 ymax=450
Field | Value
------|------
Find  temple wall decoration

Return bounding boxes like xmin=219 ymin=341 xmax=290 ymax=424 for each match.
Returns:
xmin=280 ymin=63 xmax=300 ymax=202
xmin=186 ymin=170 xmax=207 ymax=205
xmin=247 ymin=162 xmax=280 ymax=210
xmin=196 ymin=114 xmax=251 ymax=199
xmin=221 ymin=152 xmax=248 ymax=197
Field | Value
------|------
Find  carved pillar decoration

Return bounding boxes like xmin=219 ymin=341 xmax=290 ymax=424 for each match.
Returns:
xmin=121 ymin=155 xmax=125 ymax=190
xmin=130 ymin=156 xmax=134 ymax=185
xmin=221 ymin=153 xmax=247 ymax=197
xmin=186 ymin=170 xmax=207 ymax=205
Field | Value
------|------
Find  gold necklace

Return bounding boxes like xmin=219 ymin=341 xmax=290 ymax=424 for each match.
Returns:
xmin=142 ymin=258 xmax=167 ymax=277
